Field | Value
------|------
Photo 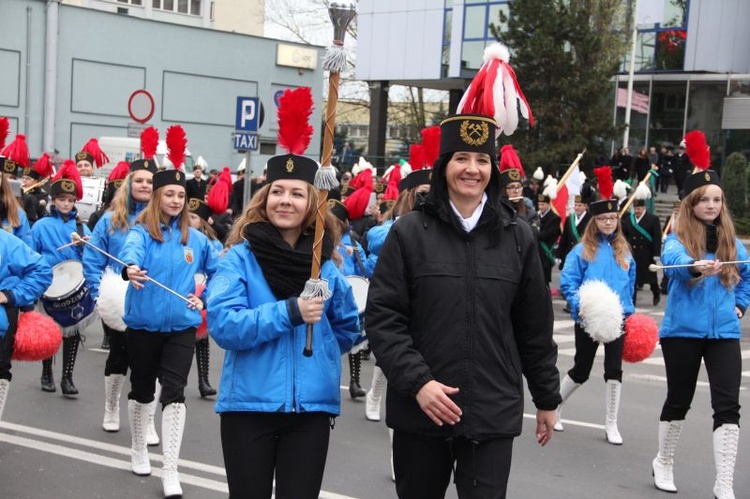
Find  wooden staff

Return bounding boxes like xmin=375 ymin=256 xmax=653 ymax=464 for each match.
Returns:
xmin=618 ymin=166 xmax=658 ymax=218
xmin=301 ymin=3 xmax=356 ymax=357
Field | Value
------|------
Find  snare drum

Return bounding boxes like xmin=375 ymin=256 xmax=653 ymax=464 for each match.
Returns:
xmin=77 ymin=177 xmax=106 ymax=222
xmin=346 ymin=275 xmax=369 ymax=314
xmin=42 ymin=260 xmax=96 ymax=336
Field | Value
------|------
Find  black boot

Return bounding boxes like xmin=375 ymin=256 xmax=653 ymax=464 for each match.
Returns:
xmin=653 ymin=290 xmax=661 ymax=306
xmin=41 ymin=357 xmax=56 ymax=392
xmin=60 ymin=335 xmax=80 ymax=397
xmin=360 ymin=347 xmax=371 ymax=361
xmin=100 ymin=327 xmax=110 ymax=350
xmin=196 ymin=338 xmax=217 ymax=398
xmin=349 ymin=352 xmax=366 ymax=400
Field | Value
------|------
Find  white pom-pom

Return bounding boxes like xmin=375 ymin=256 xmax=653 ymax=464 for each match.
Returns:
xmin=400 ymin=162 xmax=412 ymax=179
xmin=483 ymin=42 xmax=511 ymax=63
xmin=542 ymin=182 xmax=558 ymax=200
xmin=578 ymin=280 xmax=624 ymax=344
xmin=97 ymin=267 xmax=129 ymax=332
xmin=633 ymin=182 xmax=652 ymax=200
xmin=533 ymin=167 xmax=544 ymax=181
xmin=613 ymin=179 xmax=631 ymax=199
xmin=543 ymin=174 xmax=556 ymax=187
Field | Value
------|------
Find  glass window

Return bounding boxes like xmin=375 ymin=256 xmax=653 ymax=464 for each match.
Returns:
xmin=461 ymin=40 xmax=486 ymax=70
xmin=153 ymin=0 xmax=161 ymax=8
xmin=464 ymin=6 xmax=486 ymax=39
xmin=686 ymin=80 xmax=726 ymax=165
xmin=191 ymin=0 xmax=200 ymax=15
xmin=178 ymin=0 xmax=188 ymax=13
xmin=163 ymin=0 xmax=174 ymax=10
xmin=649 ymin=82 xmax=687 ymax=146
xmin=489 ymin=4 xmax=509 ymax=36
xmin=445 ymin=0 xmax=453 ymax=6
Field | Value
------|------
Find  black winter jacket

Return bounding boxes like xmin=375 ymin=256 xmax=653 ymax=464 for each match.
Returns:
xmin=366 ymin=196 xmax=561 ymax=440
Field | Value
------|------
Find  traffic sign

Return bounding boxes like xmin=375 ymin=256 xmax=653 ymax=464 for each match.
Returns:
xmin=128 ymin=90 xmax=155 ymax=124
xmin=236 ymin=97 xmax=259 ymax=132
xmin=127 ymin=122 xmax=148 ymax=138
xmin=234 ymin=132 xmax=258 ymax=151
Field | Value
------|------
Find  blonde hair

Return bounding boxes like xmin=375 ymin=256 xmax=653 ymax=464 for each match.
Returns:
xmin=136 ymin=185 xmax=190 ymax=244
xmin=675 ymin=185 xmax=739 ymax=288
xmin=581 ymin=216 xmax=631 ymax=270
xmin=0 ymin=175 xmax=21 ymax=227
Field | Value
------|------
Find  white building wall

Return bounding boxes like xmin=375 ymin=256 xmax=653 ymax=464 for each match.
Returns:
xmin=684 ymin=0 xmax=750 ymax=73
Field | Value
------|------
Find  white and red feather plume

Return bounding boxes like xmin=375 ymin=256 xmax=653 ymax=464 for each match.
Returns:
xmin=456 ymin=43 xmax=534 ymax=137
xmin=277 ymin=87 xmax=314 ymax=156
xmin=166 ymin=125 xmax=187 ymax=170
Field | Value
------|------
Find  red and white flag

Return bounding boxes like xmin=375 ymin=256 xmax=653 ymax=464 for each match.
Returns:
xmin=552 ymin=164 xmax=582 ymax=228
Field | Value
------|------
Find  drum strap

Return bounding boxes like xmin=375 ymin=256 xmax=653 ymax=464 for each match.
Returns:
xmin=352 ymin=245 xmax=367 ymax=276
xmin=75 ymin=219 xmax=85 ymax=240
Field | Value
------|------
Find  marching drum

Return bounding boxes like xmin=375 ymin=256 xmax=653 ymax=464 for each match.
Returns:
xmin=42 ymin=260 xmax=96 ymax=336
xmin=346 ymin=275 xmax=369 ymax=352
xmin=77 ymin=176 xmax=106 ymax=222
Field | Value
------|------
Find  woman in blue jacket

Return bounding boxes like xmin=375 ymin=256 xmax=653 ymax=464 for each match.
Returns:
xmin=31 ymin=161 xmax=92 ymax=396
xmin=651 ymin=170 xmax=749 ymax=498
xmin=0 ymin=228 xmax=52 ymax=421
xmin=120 ymin=169 xmax=217 ymax=497
xmin=559 ymin=198 xmax=636 ymax=445
xmin=0 ymin=161 xmax=32 ymax=246
xmin=207 ymin=153 xmax=360 ymax=499
xmin=83 ymin=158 xmax=158 ymax=437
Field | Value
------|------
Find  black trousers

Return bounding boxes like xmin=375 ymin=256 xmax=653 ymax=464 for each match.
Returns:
xmin=567 ymin=323 xmax=624 ymax=384
xmin=103 ymin=322 xmax=128 ymax=376
xmin=660 ymin=337 xmax=741 ymax=430
xmin=220 ymin=411 xmax=331 ymax=499
xmin=125 ymin=327 xmax=195 ymax=406
xmin=0 ymin=306 xmax=18 ymax=381
xmin=392 ymin=430 xmax=514 ymax=499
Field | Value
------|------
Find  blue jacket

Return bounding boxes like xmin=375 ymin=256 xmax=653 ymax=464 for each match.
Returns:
xmin=560 ymin=234 xmax=636 ymax=322
xmin=3 ymin=209 xmax=33 ymax=247
xmin=659 ymin=233 xmax=750 ymax=339
xmin=30 ymin=207 xmax=91 ymax=267
xmin=83 ymin=203 xmax=147 ymax=300
xmin=365 ymin=219 xmax=394 ymax=268
xmin=119 ymin=219 xmax=218 ymax=332
xmin=336 ymin=231 xmax=373 ymax=278
xmin=0 ymin=229 xmax=52 ymax=337
xmin=207 ymin=242 xmax=360 ymax=415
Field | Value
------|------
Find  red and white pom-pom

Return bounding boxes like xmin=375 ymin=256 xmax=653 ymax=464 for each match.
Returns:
xmin=594 ymin=166 xmax=614 ymax=200
xmin=207 ymin=167 xmax=232 ymax=214
xmin=53 ymin=160 xmax=84 ymax=200
xmin=140 ymin=126 xmax=159 ymax=160
xmin=277 ymin=87 xmax=314 ymax=156
xmin=0 ymin=117 xmax=9 ymax=150
xmin=1 ymin=134 xmax=30 ymax=168
xmin=30 ymin=153 xmax=55 ymax=179
xmin=622 ymin=313 xmax=659 ymax=363
xmin=683 ymin=130 xmax=711 ymax=170
xmin=13 ymin=311 xmax=62 ymax=362
xmin=81 ymin=138 xmax=110 ymax=168
xmin=579 ymin=280 xmax=624 ymax=344
xmin=166 ymin=125 xmax=188 ymax=170
xmin=499 ymin=145 xmax=525 ymax=175
xmin=456 ymin=42 xmax=534 ymax=137
xmin=421 ymin=126 xmax=441 ymax=169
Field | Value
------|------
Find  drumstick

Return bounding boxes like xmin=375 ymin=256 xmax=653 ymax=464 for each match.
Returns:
xmin=508 ymin=196 xmax=524 ymax=202
xmin=70 ymin=232 xmax=203 ymax=311
xmin=649 ymin=260 xmax=750 ymax=272
xmin=56 ymin=240 xmax=82 ymax=251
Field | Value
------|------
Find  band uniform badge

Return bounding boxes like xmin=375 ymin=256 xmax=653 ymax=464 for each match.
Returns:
xmin=508 ymin=169 xmax=521 ymax=181
xmin=286 ymin=158 xmax=295 ymax=173
xmin=459 ymin=120 xmax=490 ymax=147
xmin=188 ymin=198 xmax=200 ymax=211
xmin=184 ymin=247 xmax=194 ymax=264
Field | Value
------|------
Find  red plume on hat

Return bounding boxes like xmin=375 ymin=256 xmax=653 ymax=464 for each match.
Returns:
xmin=53 ymin=159 xmax=83 ymax=200
xmin=382 ymin=164 xmax=401 ymax=201
xmin=278 ymin=87 xmax=314 ymax=155
xmin=29 ymin=153 xmax=55 ymax=179
xmin=141 ymin=126 xmax=159 ymax=160
xmin=108 ymin=161 xmax=131 ymax=182
xmin=456 ymin=42 xmax=534 ymax=137
xmin=81 ymin=138 xmax=109 ymax=168
xmin=421 ymin=126 xmax=441 ymax=169
xmin=683 ymin=130 xmax=711 ymax=170
xmin=207 ymin=167 xmax=232 ymax=214
xmin=0 ymin=117 xmax=9 ymax=150
xmin=1 ymin=134 xmax=30 ymax=168
xmin=166 ymin=125 xmax=187 ymax=170
xmin=409 ymin=144 xmax=425 ymax=172
xmin=499 ymin=145 xmax=525 ymax=177
xmin=344 ymin=172 xmax=373 ymax=220
xmin=593 ymin=166 xmax=614 ymax=200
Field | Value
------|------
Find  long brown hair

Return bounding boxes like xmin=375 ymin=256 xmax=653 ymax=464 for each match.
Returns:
xmin=225 ymin=181 xmax=340 ymax=263
xmin=110 ymin=171 xmax=153 ymax=233
xmin=136 ymin=185 xmax=190 ymax=244
xmin=0 ymin=175 xmax=21 ymax=227
xmin=675 ymin=185 xmax=739 ymax=288
xmin=581 ymin=215 xmax=631 ymax=270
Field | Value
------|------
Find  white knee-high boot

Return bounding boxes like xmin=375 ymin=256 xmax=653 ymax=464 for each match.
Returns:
xmin=161 ymin=402 xmax=186 ymax=499
xmin=128 ymin=399 xmax=152 ymax=476
xmin=652 ymin=420 xmax=683 ymax=492
xmin=0 ymin=379 xmax=10 ymax=421
xmin=713 ymin=424 xmax=739 ymax=499
xmin=554 ymin=375 xmax=581 ymax=432
xmin=604 ymin=380 xmax=623 ymax=445
xmin=103 ymin=374 xmax=125 ymax=432
xmin=147 ymin=380 xmax=161 ymax=446
xmin=365 ymin=366 xmax=387 ymax=421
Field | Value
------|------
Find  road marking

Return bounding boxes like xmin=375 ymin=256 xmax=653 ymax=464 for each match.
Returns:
xmin=523 ymin=413 xmax=604 ymax=430
xmin=0 ymin=421 xmax=358 ymax=499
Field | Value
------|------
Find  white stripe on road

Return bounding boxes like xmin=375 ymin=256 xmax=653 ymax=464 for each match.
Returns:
xmin=523 ymin=413 xmax=605 ymax=430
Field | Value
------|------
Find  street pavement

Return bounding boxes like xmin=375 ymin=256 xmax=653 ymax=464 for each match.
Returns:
xmin=1 ymin=267 xmax=749 ymax=498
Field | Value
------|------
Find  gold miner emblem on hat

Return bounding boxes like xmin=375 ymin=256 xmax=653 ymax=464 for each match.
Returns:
xmin=508 ymin=169 xmax=521 ymax=181
xmin=286 ymin=158 xmax=295 ymax=173
xmin=607 ymin=201 xmax=614 ymax=211
xmin=176 ymin=172 xmax=181 ymax=181
xmin=459 ymin=120 xmax=490 ymax=147
xmin=75 ymin=152 xmax=87 ymax=162
xmin=61 ymin=180 xmax=75 ymax=193
xmin=188 ymin=198 xmax=200 ymax=211
xmin=705 ymin=172 xmax=711 ymax=181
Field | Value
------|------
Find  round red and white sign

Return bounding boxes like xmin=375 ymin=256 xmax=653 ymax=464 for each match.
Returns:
xmin=128 ymin=89 xmax=155 ymax=124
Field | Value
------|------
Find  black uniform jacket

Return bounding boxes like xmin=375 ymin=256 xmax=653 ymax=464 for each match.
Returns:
xmin=557 ymin=212 xmax=591 ymax=267
xmin=622 ymin=211 xmax=662 ymax=283
xmin=537 ymin=209 xmax=561 ymax=267
xmin=365 ymin=195 xmax=561 ymax=440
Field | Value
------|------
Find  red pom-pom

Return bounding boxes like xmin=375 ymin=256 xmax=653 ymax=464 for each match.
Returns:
xmin=421 ymin=126 xmax=441 ymax=169
xmin=108 ymin=161 xmax=131 ymax=182
xmin=382 ymin=164 xmax=401 ymax=201
xmin=277 ymin=87 xmax=314 ymax=156
xmin=81 ymin=138 xmax=109 ymax=168
xmin=207 ymin=167 xmax=231 ymax=214
xmin=0 ymin=117 xmax=9 ymax=150
xmin=141 ymin=126 xmax=159 ymax=160
xmin=1 ymin=134 xmax=30 ymax=168
xmin=30 ymin=153 xmax=55 ymax=179
xmin=409 ymin=144 xmax=425 ymax=171
xmin=594 ymin=166 xmax=614 ymax=200
xmin=12 ymin=312 xmax=63 ymax=362
xmin=499 ymin=145 xmax=524 ymax=175
xmin=622 ymin=313 xmax=659 ymax=363
xmin=53 ymin=160 xmax=84 ymax=200
xmin=684 ymin=130 xmax=711 ymax=170
xmin=344 ymin=174 xmax=373 ymax=220
xmin=166 ymin=125 xmax=188 ymax=170
xmin=194 ymin=282 xmax=208 ymax=339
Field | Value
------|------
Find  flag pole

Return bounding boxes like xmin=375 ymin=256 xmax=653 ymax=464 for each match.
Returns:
xmin=622 ymin=0 xmax=640 ymax=149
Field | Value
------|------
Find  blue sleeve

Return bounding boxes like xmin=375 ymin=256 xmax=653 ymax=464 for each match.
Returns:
xmin=83 ymin=217 xmax=111 ymax=300
xmin=207 ymin=248 xmax=296 ymax=351
xmin=14 ymin=211 xmax=33 ymax=247
xmin=559 ymin=244 xmax=586 ymax=321
xmin=733 ymin=241 xmax=750 ymax=312
xmin=202 ymin=237 xmax=219 ymax=281
xmin=325 ymin=270 xmax=361 ymax=354
xmin=5 ymin=239 xmax=52 ymax=306
xmin=119 ymin=226 xmax=147 ymax=268
xmin=355 ymin=241 xmax=374 ymax=278
xmin=661 ymin=234 xmax=697 ymax=281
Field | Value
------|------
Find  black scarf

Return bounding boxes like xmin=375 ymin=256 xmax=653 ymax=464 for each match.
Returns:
xmin=243 ymin=222 xmax=333 ymax=300
xmin=705 ymin=224 xmax=718 ymax=254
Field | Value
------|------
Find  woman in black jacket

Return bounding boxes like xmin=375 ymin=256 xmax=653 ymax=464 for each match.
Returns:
xmin=366 ymin=114 xmax=561 ymax=499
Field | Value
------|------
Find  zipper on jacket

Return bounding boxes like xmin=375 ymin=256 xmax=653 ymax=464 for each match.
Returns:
xmin=463 ymin=238 xmax=474 ymax=438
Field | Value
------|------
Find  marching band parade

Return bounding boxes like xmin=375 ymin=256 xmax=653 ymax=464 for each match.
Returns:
xmin=1 ymin=6 xmax=749 ymax=499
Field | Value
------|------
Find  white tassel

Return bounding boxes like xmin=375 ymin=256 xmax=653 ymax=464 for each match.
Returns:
xmin=322 ymin=44 xmax=348 ymax=73
xmin=634 ymin=181 xmax=652 ymax=200
xmin=578 ymin=280 xmax=624 ymax=344
xmin=300 ymin=278 xmax=332 ymax=301
xmin=501 ymin=70 xmax=519 ymax=136
xmin=544 ymin=174 xmax=556 ymax=187
xmin=542 ymin=182 xmax=558 ymax=200
xmin=533 ymin=167 xmax=544 ymax=181
xmin=314 ymin=165 xmax=339 ymax=191
xmin=613 ymin=179 xmax=631 ymax=200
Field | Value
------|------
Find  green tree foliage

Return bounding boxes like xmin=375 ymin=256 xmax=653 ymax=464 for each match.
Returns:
xmin=490 ymin=0 xmax=629 ymax=174
xmin=723 ymin=152 xmax=747 ymax=217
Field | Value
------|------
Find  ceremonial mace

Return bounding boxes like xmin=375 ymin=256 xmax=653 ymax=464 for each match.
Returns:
xmin=300 ymin=2 xmax=356 ymax=357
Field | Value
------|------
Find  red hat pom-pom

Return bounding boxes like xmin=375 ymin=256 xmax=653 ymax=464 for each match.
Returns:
xmin=499 ymin=144 xmax=525 ymax=175
xmin=166 ymin=125 xmax=188 ymax=170
xmin=140 ymin=126 xmax=159 ymax=160
xmin=594 ymin=166 xmax=614 ymax=200
xmin=108 ymin=161 xmax=131 ymax=182
xmin=0 ymin=117 xmax=9 ymax=150
xmin=13 ymin=311 xmax=63 ymax=362
xmin=684 ymin=130 xmax=711 ymax=170
xmin=421 ymin=126 xmax=441 ymax=169
xmin=31 ymin=153 xmax=55 ymax=179
xmin=277 ymin=87 xmax=314 ymax=156
xmin=622 ymin=313 xmax=659 ymax=363
xmin=382 ymin=164 xmax=401 ymax=201
xmin=1 ymin=134 xmax=30 ymax=168
xmin=207 ymin=167 xmax=232 ymax=214
xmin=82 ymin=138 xmax=110 ymax=168
xmin=409 ymin=144 xmax=425 ymax=171
xmin=53 ymin=159 xmax=84 ymax=200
